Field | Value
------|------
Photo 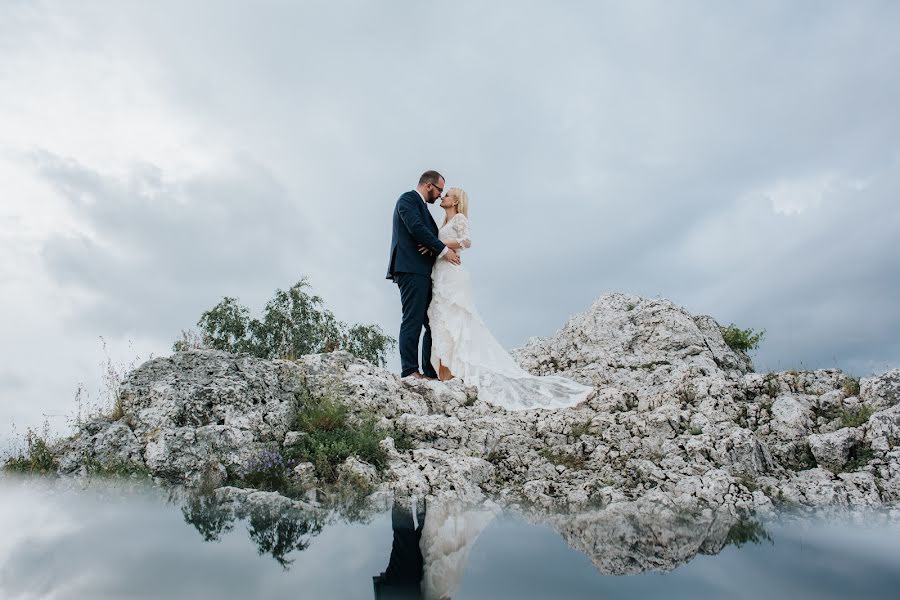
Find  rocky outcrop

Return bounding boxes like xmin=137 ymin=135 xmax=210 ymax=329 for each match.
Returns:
xmin=52 ymin=293 xmax=900 ymax=520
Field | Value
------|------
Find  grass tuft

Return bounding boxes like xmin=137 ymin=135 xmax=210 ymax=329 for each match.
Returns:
xmin=569 ymin=418 xmax=593 ymax=439
xmin=839 ymin=405 xmax=874 ymax=428
xmin=540 ymin=448 xmax=586 ymax=470
xmin=3 ymin=428 xmax=58 ymax=475
xmin=841 ymin=377 xmax=861 ymax=398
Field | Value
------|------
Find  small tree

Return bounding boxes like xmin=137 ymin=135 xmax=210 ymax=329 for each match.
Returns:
xmin=196 ymin=296 xmax=251 ymax=353
xmin=343 ymin=324 xmax=396 ymax=367
xmin=721 ymin=323 xmax=765 ymax=353
xmin=175 ymin=279 xmax=395 ymax=367
xmin=246 ymin=280 xmax=344 ymax=360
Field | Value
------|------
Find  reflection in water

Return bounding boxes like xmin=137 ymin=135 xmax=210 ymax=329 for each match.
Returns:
xmin=180 ymin=489 xmax=504 ymax=597
xmin=181 ymin=492 xmax=234 ymax=542
xmin=724 ymin=519 xmax=773 ymax=548
xmin=372 ymin=499 xmax=426 ymax=599
xmin=372 ymin=498 xmax=499 ymax=600
xmin=3 ymin=476 xmax=900 ymax=599
xmin=419 ymin=500 xmax=498 ymax=600
xmin=177 ymin=486 xmax=778 ymax=587
xmin=538 ymin=497 xmax=776 ymax=576
xmin=180 ymin=488 xmax=325 ymax=568
xmin=0 ymin=478 xmax=900 ymax=600
xmin=244 ymin=503 xmax=323 ymax=568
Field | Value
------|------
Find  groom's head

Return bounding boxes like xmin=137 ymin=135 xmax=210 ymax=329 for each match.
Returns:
xmin=417 ymin=170 xmax=444 ymax=204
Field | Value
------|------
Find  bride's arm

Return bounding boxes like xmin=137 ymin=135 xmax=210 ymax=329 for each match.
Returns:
xmin=454 ymin=214 xmax=472 ymax=248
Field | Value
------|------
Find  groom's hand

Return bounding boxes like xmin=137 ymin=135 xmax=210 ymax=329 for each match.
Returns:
xmin=443 ymin=249 xmax=461 ymax=265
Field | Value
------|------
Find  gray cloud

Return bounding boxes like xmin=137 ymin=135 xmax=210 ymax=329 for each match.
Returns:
xmin=0 ymin=371 xmax=26 ymax=391
xmin=32 ymin=151 xmax=312 ymax=340
xmin=3 ymin=0 xmax=899 ymax=390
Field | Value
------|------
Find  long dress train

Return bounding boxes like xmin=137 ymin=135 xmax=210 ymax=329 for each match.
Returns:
xmin=427 ymin=213 xmax=593 ymax=411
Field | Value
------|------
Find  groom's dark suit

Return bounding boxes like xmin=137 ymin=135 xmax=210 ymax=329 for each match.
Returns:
xmin=386 ymin=190 xmax=447 ymax=378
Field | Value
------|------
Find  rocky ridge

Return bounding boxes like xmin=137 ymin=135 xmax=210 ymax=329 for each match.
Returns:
xmin=52 ymin=293 xmax=900 ymax=525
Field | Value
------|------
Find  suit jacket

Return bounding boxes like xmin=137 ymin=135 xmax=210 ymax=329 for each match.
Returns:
xmin=386 ymin=190 xmax=447 ymax=281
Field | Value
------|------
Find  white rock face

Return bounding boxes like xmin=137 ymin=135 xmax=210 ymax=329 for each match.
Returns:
xmin=808 ymin=428 xmax=864 ymax=472
xmin=337 ymin=456 xmax=378 ymax=485
xmin=861 ymin=369 xmax=900 ymax=410
xmin=53 ymin=293 xmax=900 ymax=516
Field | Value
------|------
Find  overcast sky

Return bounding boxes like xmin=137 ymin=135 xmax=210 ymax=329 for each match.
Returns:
xmin=2 ymin=1 xmax=899 ymax=445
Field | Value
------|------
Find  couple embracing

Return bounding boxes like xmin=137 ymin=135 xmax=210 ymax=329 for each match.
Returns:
xmin=386 ymin=171 xmax=593 ymax=411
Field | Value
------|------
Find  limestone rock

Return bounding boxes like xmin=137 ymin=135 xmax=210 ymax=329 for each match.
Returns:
xmin=46 ymin=293 xmax=900 ymax=518
xmin=337 ymin=457 xmax=378 ymax=485
xmin=808 ymin=427 xmax=864 ymax=472
xmin=861 ymin=369 xmax=900 ymax=410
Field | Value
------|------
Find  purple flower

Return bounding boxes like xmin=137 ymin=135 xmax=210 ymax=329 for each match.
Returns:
xmin=246 ymin=449 xmax=286 ymax=475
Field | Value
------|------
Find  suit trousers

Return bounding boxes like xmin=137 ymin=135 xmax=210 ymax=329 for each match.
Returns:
xmin=394 ymin=272 xmax=438 ymax=378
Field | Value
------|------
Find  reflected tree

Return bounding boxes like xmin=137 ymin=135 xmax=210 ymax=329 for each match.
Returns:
xmin=246 ymin=506 xmax=324 ymax=569
xmin=725 ymin=519 xmax=773 ymax=548
xmin=181 ymin=492 xmax=234 ymax=542
xmin=180 ymin=490 xmax=334 ymax=569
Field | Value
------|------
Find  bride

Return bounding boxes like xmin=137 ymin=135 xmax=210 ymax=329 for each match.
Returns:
xmin=422 ymin=188 xmax=594 ymax=411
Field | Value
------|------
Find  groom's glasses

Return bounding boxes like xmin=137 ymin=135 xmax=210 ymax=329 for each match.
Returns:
xmin=430 ymin=183 xmax=444 ymax=195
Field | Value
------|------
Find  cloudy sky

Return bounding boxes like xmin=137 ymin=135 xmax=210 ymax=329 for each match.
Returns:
xmin=2 ymin=1 xmax=899 ymax=444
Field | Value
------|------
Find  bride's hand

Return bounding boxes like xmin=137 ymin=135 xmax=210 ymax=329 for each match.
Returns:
xmin=417 ymin=244 xmax=433 ymax=256
xmin=443 ymin=249 xmax=461 ymax=265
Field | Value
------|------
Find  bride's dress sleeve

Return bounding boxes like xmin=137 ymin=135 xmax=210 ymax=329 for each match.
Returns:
xmin=454 ymin=214 xmax=471 ymax=248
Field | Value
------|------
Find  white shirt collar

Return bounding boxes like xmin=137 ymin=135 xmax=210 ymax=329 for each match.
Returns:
xmin=414 ymin=188 xmax=425 ymax=203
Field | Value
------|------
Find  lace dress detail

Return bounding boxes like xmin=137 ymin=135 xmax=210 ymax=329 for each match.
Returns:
xmin=428 ymin=214 xmax=593 ymax=410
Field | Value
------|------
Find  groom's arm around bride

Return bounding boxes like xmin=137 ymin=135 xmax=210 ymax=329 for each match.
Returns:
xmin=386 ymin=171 xmax=459 ymax=379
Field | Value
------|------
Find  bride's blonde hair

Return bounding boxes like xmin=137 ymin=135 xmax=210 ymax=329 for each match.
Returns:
xmin=443 ymin=187 xmax=469 ymax=225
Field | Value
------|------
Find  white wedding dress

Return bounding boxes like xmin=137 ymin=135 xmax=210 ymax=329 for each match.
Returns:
xmin=427 ymin=213 xmax=594 ymax=411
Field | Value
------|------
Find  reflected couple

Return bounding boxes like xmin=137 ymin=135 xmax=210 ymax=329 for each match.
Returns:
xmin=179 ymin=487 xmax=774 ymax=591
xmin=373 ymin=497 xmax=498 ymax=600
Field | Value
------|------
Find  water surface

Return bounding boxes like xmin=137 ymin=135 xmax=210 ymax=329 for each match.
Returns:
xmin=1 ymin=476 xmax=898 ymax=599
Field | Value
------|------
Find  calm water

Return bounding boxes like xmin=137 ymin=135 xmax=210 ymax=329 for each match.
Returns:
xmin=1 ymin=475 xmax=899 ymax=599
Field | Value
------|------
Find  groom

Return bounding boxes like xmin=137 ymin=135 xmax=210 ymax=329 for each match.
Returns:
xmin=386 ymin=170 xmax=461 ymax=380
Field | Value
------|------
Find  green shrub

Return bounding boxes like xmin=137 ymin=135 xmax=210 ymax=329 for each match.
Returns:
xmin=284 ymin=388 xmax=388 ymax=483
xmin=721 ymin=323 xmax=765 ymax=353
xmin=174 ymin=278 xmax=395 ymax=367
xmin=82 ymin=454 xmax=153 ymax=479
